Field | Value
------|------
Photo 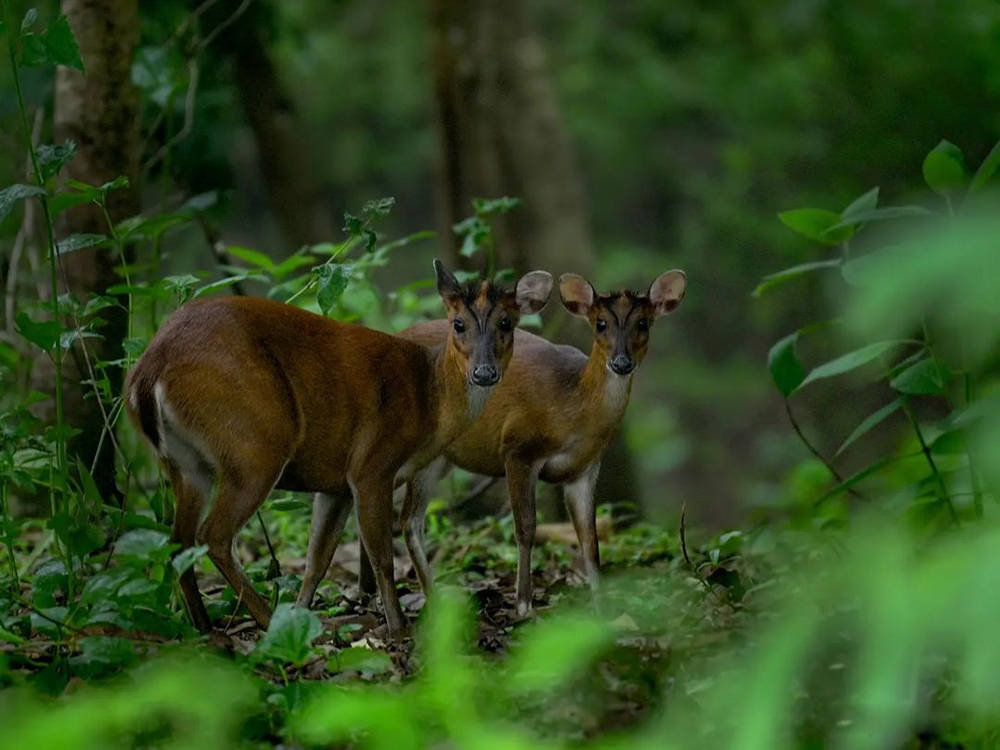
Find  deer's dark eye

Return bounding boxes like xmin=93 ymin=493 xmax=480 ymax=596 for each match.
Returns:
xmin=498 ymin=316 xmax=512 ymax=332
xmin=595 ymin=319 xmax=608 ymax=333
xmin=637 ymin=318 xmax=649 ymax=332
xmin=453 ymin=318 xmax=466 ymax=334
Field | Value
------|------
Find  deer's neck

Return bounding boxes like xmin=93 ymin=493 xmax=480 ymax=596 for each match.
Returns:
xmin=578 ymin=344 xmax=633 ymax=426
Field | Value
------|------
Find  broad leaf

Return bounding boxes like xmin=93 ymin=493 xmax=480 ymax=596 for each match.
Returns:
xmin=56 ymin=233 xmax=106 ymax=255
xmin=254 ymin=604 xmax=323 ymax=666
xmin=767 ymin=333 xmax=805 ymax=397
xmin=227 ymin=245 xmax=277 ymax=273
xmin=841 ymin=186 xmax=879 ymax=221
xmin=171 ymin=544 xmax=208 ymax=575
xmin=890 ymin=358 xmax=949 ymax=395
xmin=0 ymin=184 xmax=46 ymax=224
xmin=317 ymin=265 xmax=350 ymax=315
xmin=778 ymin=208 xmax=854 ymax=245
xmin=835 ymin=398 xmax=903 ymax=457
xmin=922 ymin=139 xmax=967 ymax=195
xmin=969 ymin=139 xmax=1000 ymax=193
xmin=752 ymin=259 xmax=841 ymax=297
xmin=192 ymin=274 xmax=265 ymax=299
xmin=796 ymin=340 xmax=906 ymax=392
xmin=828 ymin=205 xmax=933 ymax=231
xmin=21 ymin=15 xmax=84 ymax=71
xmin=15 ymin=312 xmax=61 ymax=352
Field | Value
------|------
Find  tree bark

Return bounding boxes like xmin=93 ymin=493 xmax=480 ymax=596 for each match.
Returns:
xmin=50 ymin=0 xmax=141 ymax=502
xmin=218 ymin=1 xmax=336 ymax=250
xmin=430 ymin=0 xmax=593 ymax=278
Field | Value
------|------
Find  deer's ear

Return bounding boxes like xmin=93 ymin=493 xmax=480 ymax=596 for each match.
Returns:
xmin=648 ymin=270 xmax=686 ymax=316
xmin=515 ymin=271 xmax=553 ymax=315
xmin=559 ymin=273 xmax=596 ymax=318
xmin=434 ymin=259 xmax=463 ymax=303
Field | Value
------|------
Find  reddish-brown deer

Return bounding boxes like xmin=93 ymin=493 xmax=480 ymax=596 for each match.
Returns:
xmin=125 ymin=261 xmax=552 ymax=635
xmin=391 ymin=270 xmax=686 ymax=615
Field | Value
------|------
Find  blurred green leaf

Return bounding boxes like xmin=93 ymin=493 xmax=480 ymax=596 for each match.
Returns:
xmin=922 ymin=139 xmax=967 ymax=194
xmin=752 ymin=259 xmax=841 ymax=298
xmin=767 ymin=333 xmax=805 ymax=396
xmin=828 ymin=205 xmax=933 ymax=231
xmin=507 ymin=616 xmax=611 ymax=693
xmin=227 ymin=245 xmax=277 ymax=273
xmin=969 ymin=139 xmax=1000 ymax=193
xmin=835 ymin=399 xmax=903 ymax=457
xmin=796 ymin=340 xmax=907 ymax=393
xmin=171 ymin=545 xmax=208 ymax=575
xmin=56 ymin=233 xmax=106 ymax=255
xmin=890 ymin=358 xmax=949 ymax=395
xmin=0 ymin=184 xmax=46 ymax=224
xmin=328 ymin=647 xmax=394 ymax=675
xmin=841 ymin=186 xmax=879 ymax=220
xmin=778 ymin=208 xmax=853 ymax=245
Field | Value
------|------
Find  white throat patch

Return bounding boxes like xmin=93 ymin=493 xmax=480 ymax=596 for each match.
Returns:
xmin=603 ymin=372 xmax=632 ymax=414
xmin=467 ymin=383 xmax=493 ymax=418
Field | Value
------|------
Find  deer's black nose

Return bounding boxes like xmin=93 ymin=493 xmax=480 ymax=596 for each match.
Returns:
xmin=471 ymin=364 xmax=500 ymax=386
xmin=609 ymin=355 xmax=635 ymax=375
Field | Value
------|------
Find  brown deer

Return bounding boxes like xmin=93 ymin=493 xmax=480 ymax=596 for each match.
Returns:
xmin=125 ymin=261 xmax=553 ymax=635
xmin=387 ymin=270 xmax=686 ymax=615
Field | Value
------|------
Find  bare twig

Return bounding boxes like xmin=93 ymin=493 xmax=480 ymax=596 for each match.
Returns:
xmin=784 ymin=400 xmax=866 ymax=501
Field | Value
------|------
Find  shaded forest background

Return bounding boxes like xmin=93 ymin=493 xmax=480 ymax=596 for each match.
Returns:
xmin=2 ymin=0 xmax=998 ymax=527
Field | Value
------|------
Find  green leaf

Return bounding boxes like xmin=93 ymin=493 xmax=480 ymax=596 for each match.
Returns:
xmin=116 ymin=212 xmax=189 ymax=241
xmin=254 ymin=604 xmax=323 ymax=666
xmin=778 ymin=208 xmax=853 ymax=245
xmin=114 ymin=529 xmax=170 ymax=558
xmin=473 ymin=196 xmax=523 ymax=216
xmin=271 ymin=253 xmax=315 ymax=280
xmin=327 ymin=647 xmax=394 ymax=675
xmin=21 ymin=15 xmax=84 ymax=71
xmin=0 ymin=184 xmax=46 ymax=224
xmin=15 ymin=312 xmax=61 ymax=352
xmin=752 ymin=259 xmax=841 ymax=297
xmin=56 ymin=233 xmax=106 ymax=255
xmin=316 ymin=265 xmax=350 ymax=315
xmin=171 ymin=544 xmax=208 ymax=575
xmin=835 ymin=399 xmax=903 ymax=457
xmin=508 ymin=616 xmax=611 ymax=693
xmin=969 ymin=139 xmax=1000 ymax=193
xmin=797 ymin=340 xmax=907 ymax=392
xmin=226 ymin=245 xmax=277 ymax=273
xmin=362 ymin=197 xmax=395 ymax=220
xmin=36 ymin=141 xmax=77 ymax=181
xmin=922 ymin=139 xmax=967 ymax=195
xmin=841 ymin=186 xmax=879 ymax=221
xmin=20 ymin=8 xmax=38 ymax=31
xmin=930 ymin=428 xmax=966 ymax=455
xmin=69 ymin=637 xmax=139 ymax=679
xmin=192 ymin=274 xmax=264 ymax=299
xmin=767 ymin=333 xmax=805 ymax=397
xmin=890 ymin=358 xmax=949 ymax=395
xmin=828 ymin=205 xmax=933 ymax=232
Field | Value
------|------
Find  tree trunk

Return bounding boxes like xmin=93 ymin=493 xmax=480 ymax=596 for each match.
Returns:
xmin=51 ymin=0 xmax=141 ymax=503
xmin=430 ymin=0 xmax=593 ymax=278
xmin=218 ymin=1 xmax=336 ymax=250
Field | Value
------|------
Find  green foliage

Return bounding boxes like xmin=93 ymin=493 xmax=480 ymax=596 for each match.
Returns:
xmin=761 ymin=138 xmax=999 ymax=522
